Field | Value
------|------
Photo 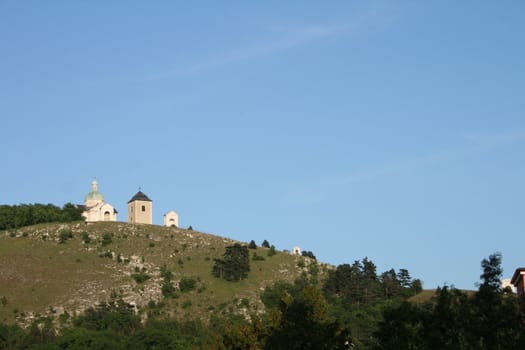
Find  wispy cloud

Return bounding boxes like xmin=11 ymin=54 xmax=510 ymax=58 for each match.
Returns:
xmin=146 ymin=25 xmax=346 ymax=80
xmin=463 ymin=130 xmax=525 ymax=146
xmin=283 ymin=129 xmax=525 ymax=205
xmin=146 ymin=6 xmax=389 ymax=80
xmin=283 ymin=148 xmax=460 ymax=205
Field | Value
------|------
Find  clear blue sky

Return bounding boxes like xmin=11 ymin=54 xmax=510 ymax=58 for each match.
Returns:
xmin=1 ymin=1 xmax=524 ymax=290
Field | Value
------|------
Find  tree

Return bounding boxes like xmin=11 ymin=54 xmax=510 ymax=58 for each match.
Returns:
xmin=265 ymin=286 xmax=350 ymax=349
xmin=248 ymin=240 xmax=257 ymax=249
xmin=262 ymin=240 xmax=270 ymax=248
xmin=375 ymin=301 xmax=426 ymax=349
xmin=212 ymin=243 xmax=250 ymax=281
xmin=301 ymin=250 xmax=317 ymax=260
xmin=479 ymin=252 xmax=503 ymax=293
xmin=267 ymin=245 xmax=277 ymax=257
xmin=0 ymin=203 xmax=84 ymax=230
xmin=397 ymin=269 xmax=412 ymax=288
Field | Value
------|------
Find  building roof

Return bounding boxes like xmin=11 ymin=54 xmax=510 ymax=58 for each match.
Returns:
xmin=128 ymin=190 xmax=152 ymax=203
xmin=510 ymin=268 xmax=525 ymax=285
xmin=85 ymin=191 xmax=105 ymax=202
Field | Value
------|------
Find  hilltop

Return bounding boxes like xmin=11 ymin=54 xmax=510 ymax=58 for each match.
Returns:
xmin=0 ymin=222 xmax=322 ymax=326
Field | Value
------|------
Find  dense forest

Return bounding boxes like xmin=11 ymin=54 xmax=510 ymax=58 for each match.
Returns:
xmin=0 ymin=203 xmax=84 ymax=230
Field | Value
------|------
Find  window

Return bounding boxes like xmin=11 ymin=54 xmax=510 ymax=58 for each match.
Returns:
xmin=142 ymin=205 xmax=146 ymax=212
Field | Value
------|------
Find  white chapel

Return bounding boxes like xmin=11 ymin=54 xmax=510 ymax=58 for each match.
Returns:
xmin=82 ymin=179 xmax=118 ymax=222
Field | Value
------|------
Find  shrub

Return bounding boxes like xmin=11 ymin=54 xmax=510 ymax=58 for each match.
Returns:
xmin=99 ymin=251 xmax=112 ymax=259
xmin=1 ymin=296 xmax=7 ymax=307
xmin=248 ymin=240 xmax=257 ymax=249
xmin=179 ymin=277 xmax=197 ymax=292
xmin=267 ymin=245 xmax=277 ymax=257
xmin=58 ymin=229 xmax=73 ymax=244
xmin=131 ymin=273 xmax=150 ymax=284
xmin=240 ymin=298 xmax=250 ymax=308
xmin=261 ymin=240 xmax=270 ymax=248
xmin=182 ymin=300 xmax=192 ymax=309
xmin=252 ymin=253 xmax=265 ymax=261
xmin=101 ymin=233 xmax=113 ymax=246
xmin=301 ymin=250 xmax=317 ymax=260
xmin=160 ymin=266 xmax=177 ymax=298
xmin=81 ymin=232 xmax=91 ymax=244
xmin=9 ymin=231 xmax=16 ymax=237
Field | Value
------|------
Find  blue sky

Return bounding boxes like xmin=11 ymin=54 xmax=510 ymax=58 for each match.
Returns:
xmin=1 ymin=1 xmax=524 ymax=290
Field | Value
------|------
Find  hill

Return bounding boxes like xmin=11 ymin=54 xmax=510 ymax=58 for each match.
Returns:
xmin=0 ymin=222 xmax=322 ymax=326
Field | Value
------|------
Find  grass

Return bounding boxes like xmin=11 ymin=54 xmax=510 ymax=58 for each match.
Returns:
xmin=0 ymin=222 xmax=310 ymax=324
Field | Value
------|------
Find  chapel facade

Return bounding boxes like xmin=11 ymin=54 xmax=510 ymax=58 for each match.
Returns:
xmin=163 ymin=210 xmax=179 ymax=227
xmin=82 ymin=179 xmax=118 ymax=222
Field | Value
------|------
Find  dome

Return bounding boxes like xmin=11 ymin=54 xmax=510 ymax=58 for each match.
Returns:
xmin=84 ymin=179 xmax=105 ymax=203
xmin=85 ymin=191 xmax=105 ymax=202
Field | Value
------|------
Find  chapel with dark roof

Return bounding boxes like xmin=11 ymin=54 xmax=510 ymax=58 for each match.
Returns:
xmin=127 ymin=189 xmax=153 ymax=224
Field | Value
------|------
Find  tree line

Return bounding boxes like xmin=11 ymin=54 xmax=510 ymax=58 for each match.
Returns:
xmin=375 ymin=252 xmax=525 ymax=349
xmin=0 ymin=203 xmax=84 ymax=230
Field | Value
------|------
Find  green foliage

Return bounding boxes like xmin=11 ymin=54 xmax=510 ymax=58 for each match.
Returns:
xmin=261 ymin=281 xmax=296 ymax=310
xmin=58 ymin=229 xmax=73 ymax=244
xmin=101 ymin=233 xmax=112 ymax=246
xmin=252 ymin=252 xmax=265 ymax=261
xmin=0 ymin=203 xmax=84 ymax=230
xmin=0 ymin=296 xmax=6 ymax=307
xmin=81 ymin=232 xmax=91 ymax=244
xmin=0 ymin=323 xmax=30 ymax=349
xmin=212 ymin=243 xmax=250 ymax=281
xmin=265 ymin=285 xmax=351 ymax=349
xmin=99 ymin=251 xmax=112 ymax=259
xmin=74 ymin=300 xmax=140 ymax=334
xmin=261 ymin=239 xmax=270 ymax=248
xmin=267 ymin=245 xmax=277 ymax=257
xmin=375 ymin=252 xmax=525 ymax=350
xmin=160 ymin=265 xmax=177 ymax=298
xmin=248 ymin=240 xmax=257 ymax=249
xmin=301 ymin=250 xmax=317 ymax=260
xmin=179 ymin=277 xmax=197 ymax=292
xmin=131 ymin=273 xmax=150 ymax=284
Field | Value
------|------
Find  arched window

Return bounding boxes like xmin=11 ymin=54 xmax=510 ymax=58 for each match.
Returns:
xmin=104 ymin=211 xmax=110 ymax=221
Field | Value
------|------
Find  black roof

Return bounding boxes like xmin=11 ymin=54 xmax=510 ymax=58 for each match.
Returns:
xmin=128 ymin=191 xmax=152 ymax=203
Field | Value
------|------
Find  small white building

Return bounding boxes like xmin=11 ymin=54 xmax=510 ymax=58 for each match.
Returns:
xmin=163 ymin=211 xmax=179 ymax=227
xmin=82 ymin=179 xmax=118 ymax=222
xmin=292 ymin=246 xmax=301 ymax=255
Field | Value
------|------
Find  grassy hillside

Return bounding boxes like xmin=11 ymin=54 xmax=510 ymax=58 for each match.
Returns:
xmin=0 ymin=222 xmax=323 ymax=326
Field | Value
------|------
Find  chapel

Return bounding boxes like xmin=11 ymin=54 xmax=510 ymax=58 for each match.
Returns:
xmin=163 ymin=210 xmax=179 ymax=227
xmin=128 ymin=189 xmax=153 ymax=224
xmin=82 ymin=179 xmax=118 ymax=222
